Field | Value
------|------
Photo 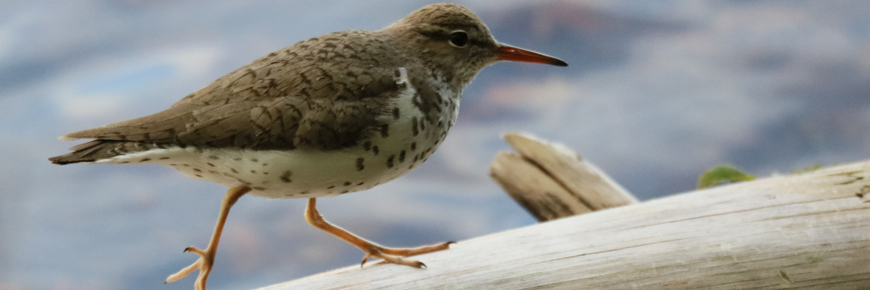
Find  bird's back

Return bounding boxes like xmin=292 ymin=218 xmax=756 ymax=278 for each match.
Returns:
xmin=51 ymin=30 xmax=408 ymax=162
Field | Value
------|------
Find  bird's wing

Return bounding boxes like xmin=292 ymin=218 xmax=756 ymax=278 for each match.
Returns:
xmin=61 ymin=34 xmax=405 ymax=151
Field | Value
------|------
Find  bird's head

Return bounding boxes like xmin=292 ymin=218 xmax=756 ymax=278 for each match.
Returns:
xmin=384 ymin=3 xmax=567 ymax=87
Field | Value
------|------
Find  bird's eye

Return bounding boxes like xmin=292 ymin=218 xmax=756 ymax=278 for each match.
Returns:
xmin=448 ymin=31 xmax=468 ymax=47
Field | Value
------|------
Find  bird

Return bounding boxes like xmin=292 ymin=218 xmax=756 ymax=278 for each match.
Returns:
xmin=49 ymin=3 xmax=567 ymax=290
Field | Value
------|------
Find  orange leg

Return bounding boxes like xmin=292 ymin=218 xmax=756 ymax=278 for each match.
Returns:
xmin=304 ymin=198 xmax=454 ymax=268
xmin=165 ymin=185 xmax=251 ymax=290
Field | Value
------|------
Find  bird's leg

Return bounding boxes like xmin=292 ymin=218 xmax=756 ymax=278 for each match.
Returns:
xmin=304 ymin=198 xmax=454 ymax=268
xmin=165 ymin=185 xmax=251 ymax=290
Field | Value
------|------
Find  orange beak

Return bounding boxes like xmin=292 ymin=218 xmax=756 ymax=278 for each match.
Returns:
xmin=496 ymin=43 xmax=568 ymax=67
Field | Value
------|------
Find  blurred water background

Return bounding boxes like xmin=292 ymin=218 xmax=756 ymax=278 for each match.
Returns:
xmin=2 ymin=1 xmax=870 ymax=289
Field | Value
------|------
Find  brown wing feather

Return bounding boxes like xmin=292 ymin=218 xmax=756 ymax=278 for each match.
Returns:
xmin=59 ymin=30 xmax=404 ymax=152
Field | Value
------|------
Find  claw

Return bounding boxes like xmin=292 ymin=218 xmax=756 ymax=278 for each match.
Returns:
xmin=360 ymin=253 xmax=372 ymax=268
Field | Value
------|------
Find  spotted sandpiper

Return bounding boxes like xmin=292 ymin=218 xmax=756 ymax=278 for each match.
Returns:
xmin=50 ymin=3 xmax=567 ymax=290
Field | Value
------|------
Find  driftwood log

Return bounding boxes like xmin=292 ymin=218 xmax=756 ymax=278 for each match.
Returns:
xmin=259 ymin=143 xmax=870 ymax=289
xmin=490 ymin=133 xmax=637 ymax=221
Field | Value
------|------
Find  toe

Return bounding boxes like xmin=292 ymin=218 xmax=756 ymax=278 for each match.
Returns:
xmin=360 ymin=253 xmax=372 ymax=268
xmin=165 ymin=259 xmax=202 ymax=284
xmin=184 ymin=246 xmax=207 ymax=256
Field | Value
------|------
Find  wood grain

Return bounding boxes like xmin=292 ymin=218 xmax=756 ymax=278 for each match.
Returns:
xmin=490 ymin=151 xmax=593 ymax=221
xmin=491 ymin=133 xmax=637 ymax=221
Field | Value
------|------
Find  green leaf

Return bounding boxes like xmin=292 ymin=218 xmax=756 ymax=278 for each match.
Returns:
xmin=697 ymin=164 xmax=755 ymax=189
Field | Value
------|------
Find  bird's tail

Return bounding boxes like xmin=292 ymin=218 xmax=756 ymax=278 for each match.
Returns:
xmin=49 ymin=140 xmax=158 ymax=165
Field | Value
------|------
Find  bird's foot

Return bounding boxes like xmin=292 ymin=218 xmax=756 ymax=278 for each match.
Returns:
xmin=359 ymin=241 xmax=456 ymax=268
xmin=305 ymin=198 xmax=455 ymax=269
xmin=163 ymin=185 xmax=249 ymax=290
xmin=165 ymin=246 xmax=214 ymax=290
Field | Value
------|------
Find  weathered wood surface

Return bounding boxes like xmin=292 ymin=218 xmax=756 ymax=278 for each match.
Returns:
xmin=258 ymin=160 xmax=870 ymax=290
xmin=490 ymin=133 xmax=637 ymax=221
